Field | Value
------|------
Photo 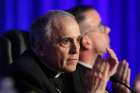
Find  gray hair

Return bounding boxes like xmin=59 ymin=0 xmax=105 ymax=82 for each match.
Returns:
xmin=30 ymin=10 xmax=75 ymax=47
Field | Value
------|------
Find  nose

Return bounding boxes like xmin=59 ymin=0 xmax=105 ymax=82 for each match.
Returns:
xmin=104 ymin=26 xmax=110 ymax=34
xmin=69 ymin=41 xmax=79 ymax=54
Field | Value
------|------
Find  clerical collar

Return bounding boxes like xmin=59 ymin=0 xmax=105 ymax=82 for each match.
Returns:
xmin=39 ymin=60 xmax=64 ymax=78
xmin=78 ymin=61 xmax=93 ymax=69
xmin=41 ymin=63 xmax=64 ymax=78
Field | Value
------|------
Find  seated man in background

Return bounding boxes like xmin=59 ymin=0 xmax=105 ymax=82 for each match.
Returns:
xmin=67 ymin=5 xmax=131 ymax=93
xmin=8 ymin=10 xmax=82 ymax=93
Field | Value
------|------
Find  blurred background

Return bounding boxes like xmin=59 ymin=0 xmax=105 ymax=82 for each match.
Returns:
xmin=0 ymin=0 xmax=139 ymax=88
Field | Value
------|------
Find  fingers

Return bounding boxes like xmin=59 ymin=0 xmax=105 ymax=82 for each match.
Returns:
xmin=95 ymin=55 xmax=102 ymax=63
xmin=112 ymin=60 xmax=131 ymax=93
xmin=126 ymin=68 xmax=131 ymax=86
xmin=106 ymin=48 xmax=119 ymax=64
xmin=106 ymin=48 xmax=119 ymax=76
xmin=117 ymin=60 xmax=128 ymax=80
xmin=122 ymin=60 xmax=129 ymax=83
xmin=116 ymin=60 xmax=130 ymax=85
xmin=93 ymin=58 xmax=109 ymax=80
xmin=95 ymin=62 xmax=109 ymax=93
xmin=94 ymin=48 xmax=119 ymax=78
xmin=106 ymin=48 xmax=114 ymax=57
xmin=102 ymin=62 xmax=110 ymax=80
xmin=85 ymin=60 xmax=110 ymax=93
xmin=112 ymin=82 xmax=130 ymax=93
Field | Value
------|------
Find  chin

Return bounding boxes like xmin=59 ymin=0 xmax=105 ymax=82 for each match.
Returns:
xmin=64 ymin=66 xmax=76 ymax=73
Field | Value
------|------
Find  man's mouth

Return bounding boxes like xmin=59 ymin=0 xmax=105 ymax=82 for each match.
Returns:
xmin=68 ymin=58 xmax=79 ymax=61
xmin=67 ymin=59 xmax=79 ymax=64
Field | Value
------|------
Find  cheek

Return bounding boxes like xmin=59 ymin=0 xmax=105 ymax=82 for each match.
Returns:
xmin=104 ymin=35 xmax=110 ymax=47
xmin=56 ymin=48 xmax=69 ymax=64
xmin=99 ymin=34 xmax=110 ymax=46
xmin=92 ymin=35 xmax=105 ymax=47
xmin=59 ymin=48 xmax=69 ymax=57
xmin=92 ymin=35 xmax=108 ymax=53
xmin=95 ymin=38 xmax=105 ymax=48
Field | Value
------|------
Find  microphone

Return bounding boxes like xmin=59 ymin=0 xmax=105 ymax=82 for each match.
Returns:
xmin=110 ymin=76 xmax=136 ymax=93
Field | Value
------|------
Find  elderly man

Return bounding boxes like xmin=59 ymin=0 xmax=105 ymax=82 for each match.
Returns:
xmin=67 ymin=6 xmax=131 ymax=93
xmin=8 ymin=10 xmax=81 ymax=93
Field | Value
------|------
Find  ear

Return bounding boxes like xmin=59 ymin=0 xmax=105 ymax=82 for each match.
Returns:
xmin=81 ymin=35 xmax=92 ymax=50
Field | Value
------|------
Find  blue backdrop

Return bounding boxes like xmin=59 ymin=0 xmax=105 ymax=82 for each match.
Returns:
xmin=0 ymin=0 xmax=139 ymax=88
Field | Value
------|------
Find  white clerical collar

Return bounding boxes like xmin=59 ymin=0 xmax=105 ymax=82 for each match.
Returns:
xmin=78 ymin=61 xmax=93 ymax=69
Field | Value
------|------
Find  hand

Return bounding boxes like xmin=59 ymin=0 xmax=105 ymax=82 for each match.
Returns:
xmin=83 ymin=48 xmax=119 ymax=93
xmin=105 ymin=48 xmax=119 ymax=77
xmin=84 ymin=56 xmax=110 ymax=93
xmin=112 ymin=60 xmax=131 ymax=93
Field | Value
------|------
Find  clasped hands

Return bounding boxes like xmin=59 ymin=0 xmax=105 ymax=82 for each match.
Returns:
xmin=84 ymin=48 xmax=119 ymax=93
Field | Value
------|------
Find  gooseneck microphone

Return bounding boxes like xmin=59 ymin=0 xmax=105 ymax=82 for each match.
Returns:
xmin=110 ymin=76 xmax=136 ymax=93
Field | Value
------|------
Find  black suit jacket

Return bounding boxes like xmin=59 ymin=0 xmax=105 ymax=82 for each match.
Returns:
xmin=70 ymin=63 xmax=91 ymax=93
xmin=8 ymin=50 xmax=83 ymax=93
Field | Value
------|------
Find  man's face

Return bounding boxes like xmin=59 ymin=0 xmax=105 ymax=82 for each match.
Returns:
xmin=45 ymin=17 xmax=81 ymax=72
xmin=80 ymin=10 xmax=110 ymax=54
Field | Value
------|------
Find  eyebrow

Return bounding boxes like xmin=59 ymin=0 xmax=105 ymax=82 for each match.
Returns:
xmin=57 ymin=35 xmax=82 ymax=41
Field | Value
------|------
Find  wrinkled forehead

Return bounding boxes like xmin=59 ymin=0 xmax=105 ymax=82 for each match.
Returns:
xmin=51 ymin=16 xmax=80 ymax=40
